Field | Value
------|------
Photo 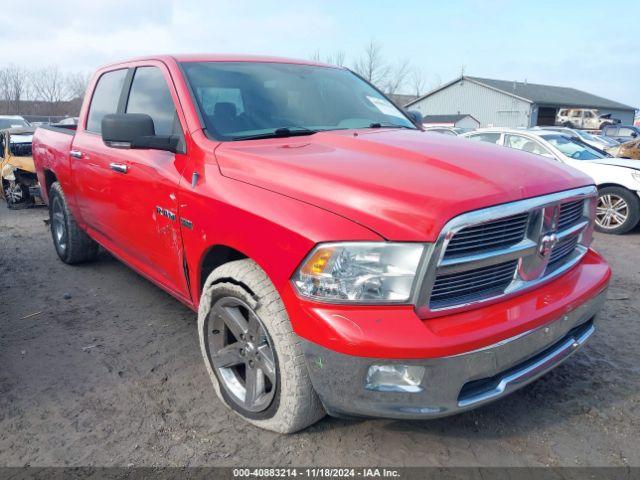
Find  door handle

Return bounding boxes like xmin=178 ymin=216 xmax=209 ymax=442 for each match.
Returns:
xmin=70 ymin=150 xmax=83 ymax=159
xmin=109 ymin=162 xmax=128 ymax=174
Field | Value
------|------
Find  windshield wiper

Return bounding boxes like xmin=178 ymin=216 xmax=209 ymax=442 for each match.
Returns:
xmin=231 ymin=126 xmax=318 ymax=141
xmin=368 ymin=122 xmax=415 ymax=130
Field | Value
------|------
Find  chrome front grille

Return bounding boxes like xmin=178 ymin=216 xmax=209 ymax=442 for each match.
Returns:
xmin=444 ymin=212 xmax=529 ymax=258
xmin=419 ymin=187 xmax=597 ymax=315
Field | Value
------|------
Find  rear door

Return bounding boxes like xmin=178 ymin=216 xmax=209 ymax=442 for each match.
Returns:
xmin=104 ymin=63 xmax=190 ymax=298
xmin=71 ymin=68 xmax=129 ymax=236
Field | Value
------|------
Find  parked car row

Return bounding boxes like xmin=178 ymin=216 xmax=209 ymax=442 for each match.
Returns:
xmin=462 ymin=127 xmax=640 ymax=234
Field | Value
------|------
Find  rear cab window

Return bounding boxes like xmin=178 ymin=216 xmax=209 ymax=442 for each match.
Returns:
xmin=86 ymin=69 xmax=128 ymax=133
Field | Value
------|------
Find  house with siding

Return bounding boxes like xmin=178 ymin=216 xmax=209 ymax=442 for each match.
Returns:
xmin=405 ymin=76 xmax=636 ymax=128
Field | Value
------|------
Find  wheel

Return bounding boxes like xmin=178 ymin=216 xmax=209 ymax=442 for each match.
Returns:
xmin=563 ymin=121 xmax=574 ymax=128
xmin=49 ymin=182 xmax=99 ymax=263
xmin=595 ymin=186 xmax=640 ymax=234
xmin=3 ymin=180 xmax=30 ymax=209
xmin=198 ymin=259 xmax=325 ymax=433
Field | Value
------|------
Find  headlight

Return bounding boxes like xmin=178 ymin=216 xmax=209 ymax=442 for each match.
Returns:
xmin=292 ymin=242 xmax=426 ymax=303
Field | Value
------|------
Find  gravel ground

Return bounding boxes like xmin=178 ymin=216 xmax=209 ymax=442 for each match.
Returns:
xmin=1 ymin=206 xmax=639 ymax=467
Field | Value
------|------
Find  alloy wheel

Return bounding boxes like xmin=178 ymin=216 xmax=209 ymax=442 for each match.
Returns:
xmin=51 ymin=196 xmax=67 ymax=253
xmin=206 ymin=296 xmax=277 ymax=413
xmin=5 ymin=182 xmax=23 ymax=204
xmin=596 ymin=194 xmax=629 ymax=230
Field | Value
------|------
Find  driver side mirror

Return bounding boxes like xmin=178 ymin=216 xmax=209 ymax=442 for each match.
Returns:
xmin=101 ymin=113 xmax=180 ymax=153
xmin=405 ymin=110 xmax=423 ymax=127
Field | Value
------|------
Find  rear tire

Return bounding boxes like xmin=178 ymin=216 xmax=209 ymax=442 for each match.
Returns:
xmin=198 ymin=259 xmax=325 ymax=433
xmin=595 ymin=186 xmax=640 ymax=235
xmin=48 ymin=182 xmax=99 ymax=264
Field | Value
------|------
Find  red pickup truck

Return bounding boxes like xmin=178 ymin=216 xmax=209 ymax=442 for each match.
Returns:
xmin=33 ymin=55 xmax=611 ymax=433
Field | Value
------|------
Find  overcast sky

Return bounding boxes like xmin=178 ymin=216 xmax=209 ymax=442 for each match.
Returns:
xmin=3 ymin=0 xmax=638 ymax=108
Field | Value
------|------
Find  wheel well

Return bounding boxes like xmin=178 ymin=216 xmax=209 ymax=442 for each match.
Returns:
xmin=199 ymin=245 xmax=248 ymax=293
xmin=44 ymin=170 xmax=58 ymax=195
xmin=597 ymin=183 xmax=627 ymax=191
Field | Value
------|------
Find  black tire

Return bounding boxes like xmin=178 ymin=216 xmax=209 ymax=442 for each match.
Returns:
xmin=48 ymin=182 xmax=99 ymax=264
xmin=3 ymin=180 xmax=30 ymax=209
xmin=198 ymin=259 xmax=325 ymax=433
xmin=595 ymin=186 xmax=640 ymax=235
xmin=563 ymin=121 xmax=574 ymax=128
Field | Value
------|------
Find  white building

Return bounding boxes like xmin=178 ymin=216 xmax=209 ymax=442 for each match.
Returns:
xmin=405 ymin=76 xmax=636 ymax=128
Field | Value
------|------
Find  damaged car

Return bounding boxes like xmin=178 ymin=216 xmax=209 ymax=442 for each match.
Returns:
xmin=1 ymin=127 xmax=43 ymax=209
xmin=607 ymin=138 xmax=640 ymax=160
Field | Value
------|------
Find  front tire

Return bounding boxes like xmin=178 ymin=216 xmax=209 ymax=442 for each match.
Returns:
xmin=198 ymin=259 xmax=325 ymax=433
xmin=595 ymin=186 xmax=640 ymax=234
xmin=3 ymin=180 xmax=30 ymax=209
xmin=48 ymin=182 xmax=99 ymax=263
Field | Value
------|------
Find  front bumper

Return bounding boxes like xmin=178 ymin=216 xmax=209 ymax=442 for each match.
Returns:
xmin=301 ymin=289 xmax=606 ymax=419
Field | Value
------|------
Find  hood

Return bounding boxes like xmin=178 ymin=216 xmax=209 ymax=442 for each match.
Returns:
xmin=9 ymin=134 xmax=33 ymax=144
xmin=592 ymin=157 xmax=640 ymax=170
xmin=215 ymin=129 xmax=593 ymax=241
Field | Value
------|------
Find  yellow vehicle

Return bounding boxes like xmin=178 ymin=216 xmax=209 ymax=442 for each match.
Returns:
xmin=609 ymin=138 xmax=640 ymax=160
xmin=1 ymin=127 xmax=43 ymax=209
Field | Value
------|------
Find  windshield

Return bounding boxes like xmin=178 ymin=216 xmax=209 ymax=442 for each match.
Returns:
xmin=0 ymin=118 xmax=29 ymax=129
xmin=181 ymin=62 xmax=415 ymax=140
xmin=543 ymin=134 xmax=606 ymax=160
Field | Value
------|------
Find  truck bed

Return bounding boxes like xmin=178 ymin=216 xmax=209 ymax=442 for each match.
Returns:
xmin=32 ymin=126 xmax=76 ymax=204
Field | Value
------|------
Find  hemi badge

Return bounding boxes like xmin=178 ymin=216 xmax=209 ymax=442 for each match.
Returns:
xmin=180 ymin=218 xmax=193 ymax=229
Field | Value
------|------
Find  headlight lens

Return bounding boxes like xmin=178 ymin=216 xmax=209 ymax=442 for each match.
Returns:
xmin=292 ymin=242 xmax=425 ymax=303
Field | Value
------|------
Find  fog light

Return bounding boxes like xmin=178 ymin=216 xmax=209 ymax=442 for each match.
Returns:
xmin=365 ymin=365 xmax=425 ymax=393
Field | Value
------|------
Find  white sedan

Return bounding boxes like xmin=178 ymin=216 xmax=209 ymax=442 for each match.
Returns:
xmin=462 ymin=128 xmax=640 ymax=234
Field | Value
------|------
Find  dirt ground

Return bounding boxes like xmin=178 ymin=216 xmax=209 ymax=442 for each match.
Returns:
xmin=1 ymin=206 xmax=639 ymax=467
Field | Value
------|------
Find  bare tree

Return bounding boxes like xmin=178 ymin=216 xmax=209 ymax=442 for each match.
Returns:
xmin=309 ymin=50 xmax=322 ymax=62
xmin=409 ymin=67 xmax=426 ymax=98
xmin=325 ymin=51 xmax=346 ymax=67
xmin=383 ymin=58 xmax=411 ymax=94
xmin=65 ymin=71 xmax=91 ymax=100
xmin=0 ymin=65 xmax=29 ymax=113
xmin=352 ymin=40 xmax=389 ymax=88
xmin=30 ymin=65 xmax=69 ymax=104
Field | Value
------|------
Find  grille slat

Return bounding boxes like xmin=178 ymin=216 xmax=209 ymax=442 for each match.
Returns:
xmin=444 ymin=232 xmax=527 ymax=251
xmin=557 ymin=199 xmax=584 ymax=231
xmin=548 ymin=235 xmax=579 ymax=265
xmin=431 ymin=274 xmax=516 ymax=298
xmin=445 ymin=212 xmax=529 ymax=258
xmin=433 ymin=262 xmax=516 ymax=287
xmin=430 ymin=260 xmax=518 ymax=307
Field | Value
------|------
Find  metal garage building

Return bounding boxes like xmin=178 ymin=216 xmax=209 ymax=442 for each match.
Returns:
xmin=405 ymin=76 xmax=636 ymax=128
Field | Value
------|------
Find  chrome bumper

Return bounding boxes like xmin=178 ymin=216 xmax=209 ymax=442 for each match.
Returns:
xmin=301 ymin=289 xmax=607 ymax=419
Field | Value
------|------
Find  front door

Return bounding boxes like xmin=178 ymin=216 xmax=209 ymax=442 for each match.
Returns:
xmin=103 ymin=64 xmax=190 ymax=299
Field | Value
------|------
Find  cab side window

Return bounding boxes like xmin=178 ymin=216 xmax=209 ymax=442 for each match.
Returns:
xmin=86 ymin=69 xmax=127 ymax=133
xmin=467 ymin=132 xmax=501 ymax=144
xmin=505 ymin=134 xmax=552 ymax=157
xmin=126 ymin=67 xmax=178 ymax=136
